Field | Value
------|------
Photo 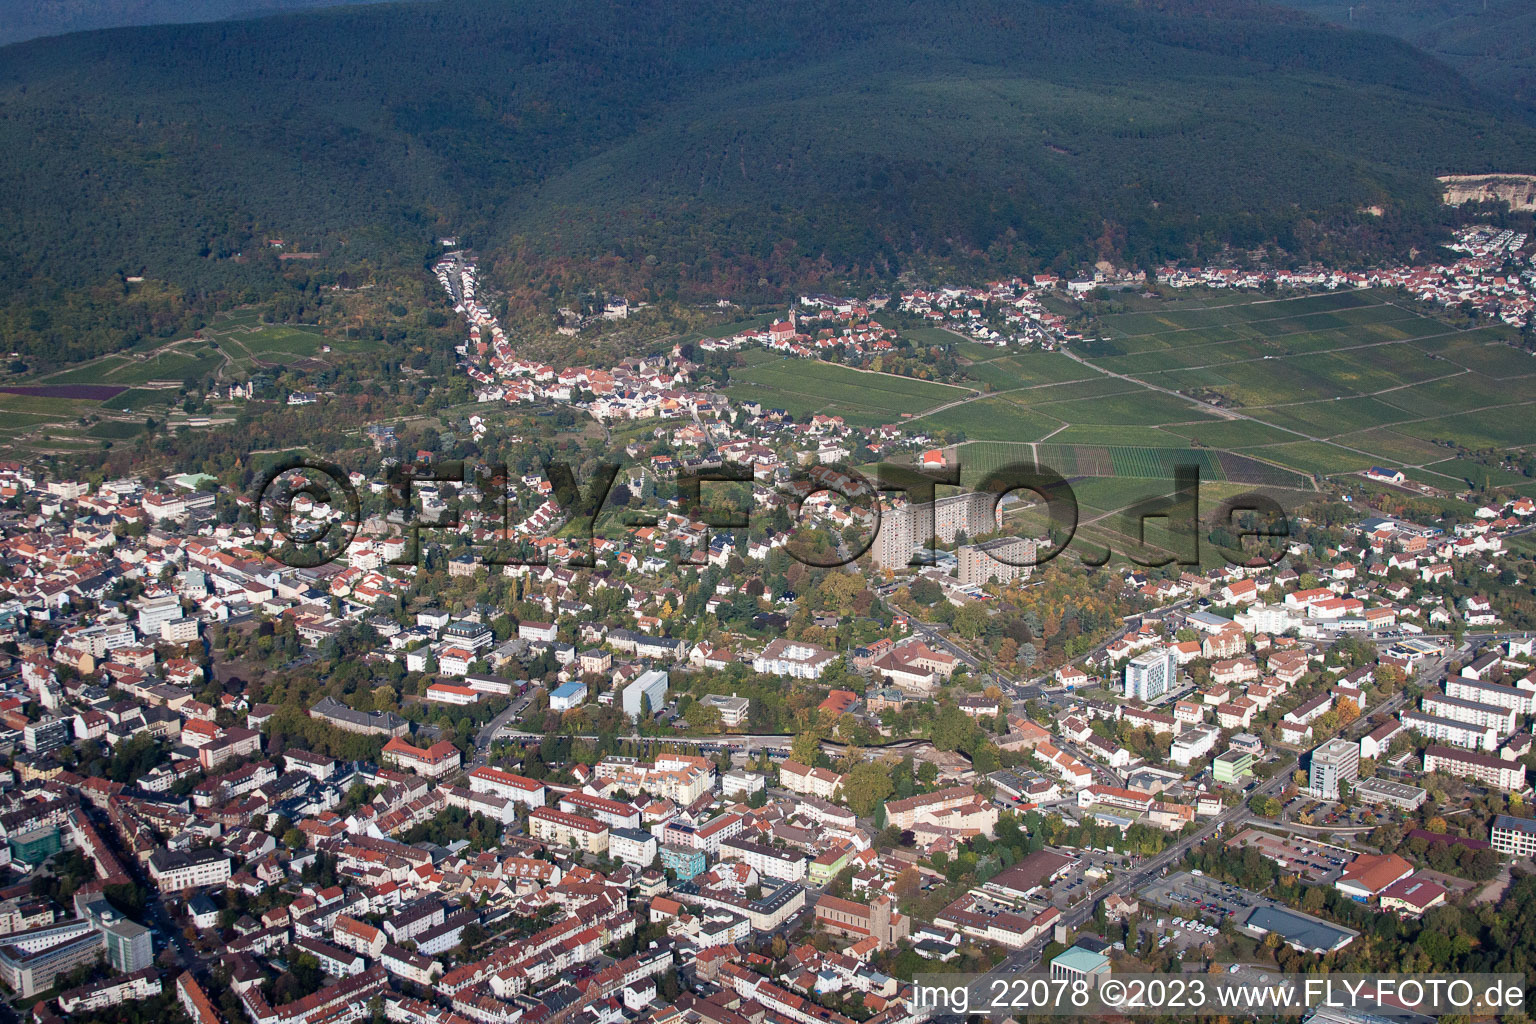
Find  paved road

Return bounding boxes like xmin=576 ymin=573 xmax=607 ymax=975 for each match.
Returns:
xmin=474 ymin=687 xmax=542 ymax=756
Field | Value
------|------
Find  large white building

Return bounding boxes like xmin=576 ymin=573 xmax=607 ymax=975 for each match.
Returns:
xmin=1421 ymin=693 xmax=1517 ymax=735
xmin=467 ymin=766 xmax=546 ymax=809
xmin=548 ymin=680 xmax=588 ymax=712
xmin=558 ymin=792 xmax=641 ymax=829
xmin=147 ymin=848 xmax=231 ymax=894
xmin=1400 ymin=710 xmax=1498 ymax=751
xmin=720 ymin=837 xmax=809 ymax=883
xmin=622 ymin=670 xmax=670 ymax=721
xmin=753 ymin=640 xmax=837 ymax=680
xmin=871 ymin=490 xmax=998 ymax=569
xmin=1445 ymin=675 xmax=1535 ymax=715
xmin=700 ymin=693 xmax=750 ymax=727
xmin=135 ymin=595 xmax=182 ymax=635
xmin=609 ymin=827 xmax=660 ymax=868
xmin=528 ymin=807 xmax=609 ymax=853
xmin=957 ymin=537 xmax=1037 ymax=587
xmin=1491 ymin=814 xmax=1536 ymax=857
xmin=1423 ymin=745 xmax=1526 ymax=790
xmin=1169 ymin=725 xmax=1219 ymax=767
xmin=1309 ymin=738 xmax=1359 ymax=800
xmin=779 ymin=760 xmax=844 ymax=800
xmin=1234 ymin=603 xmax=1296 ymax=635
xmin=1124 ymin=647 xmax=1177 ymax=702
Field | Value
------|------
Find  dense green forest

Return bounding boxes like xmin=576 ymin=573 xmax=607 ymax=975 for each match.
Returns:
xmin=2 ymin=0 xmax=1535 ymax=367
xmin=1264 ymin=0 xmax=1536 ymax=107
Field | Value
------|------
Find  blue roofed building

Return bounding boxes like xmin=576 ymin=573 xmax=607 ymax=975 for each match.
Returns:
xmin=548 ymin=680 xmax=587 ymax=712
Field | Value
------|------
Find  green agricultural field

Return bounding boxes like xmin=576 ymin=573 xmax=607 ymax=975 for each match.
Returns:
xmin=1096 ymin=289 xmax=1378 ymax=339
xmin=227 ymin=324 xmax=328 ymax=361
xmin=1399 ymin=409 xmax=1536 ymax=449
xmin=1012 ymin=377 xmax=1141 ymax=403
xmin=955 ymin=340 xmax=1006 ymax=362
xmin=0 ymin=413 xmax=57 ymax=429
xmin=1213 ymin=452 xmax=1317 ymax=488
xmin=1374 ymin=373 xmax=1517 ymax=414
xmin=99 ymin=348 xmax=224 ymax=384
xmin=85 ymin=420 xmax=148 ymax=439
xmin=1404 ymin=466 xmax=1462 ymax=489
xmin=725 ymin=358 xmax=966 ymax=427
xmin=1249 ymin=396 xmax=1410 ymax=436
xmin=1162 ymin=418 xmax=1296 ymax=448
xmin=956 ymin=441 xmax=1044 ymax=487
xmin=953 ymin=440 xmax=1308 ymax=491
xmin=34 ymin=357 xmax=133 ymax=384
xmin=1042 ymin=425 xmax=1190 ymax=446
xmin=1107 ymin=446 xmax=1226 ymax=480
xmin=1250 ymin=441 xmax=1379 ymax=476
xmin=733 ymin=348 xmax=783 ymax=367
xmin=1422 ymin=458 xmax=1533 ymax=489
xmin=964 ymin=360 xmax=1033 ymax=389
xmin=900 ymin=326 xmax=964 ymax=346
xmin=1331 ymin=428 xmax=1451 ymax=466
xmin=1033 ymin=391 xmax=1223 ymax=426
xmin=110 ymin=389 xmax=176 ymax=411
xmin=1055 ymin=477 xmax=1314 ymax=570
xmin=1069 ymin=475 xmax=1195 ymax=512
xmin=922 ymin=398 xmax=1060 ymax=441
xmin=1047 ymin=290 xmax=1536 ymax=476
xmin=1506 ymin=532 xmax=1536 ymax=557
xmin=0 ymin=393 xmax=98 ymax=417
xmin=748 ymin=291 xmax=1532 ymax=487
xmin=964 ymin=352 xmax=1091 ymax=389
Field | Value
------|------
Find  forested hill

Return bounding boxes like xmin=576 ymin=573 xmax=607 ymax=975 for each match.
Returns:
xmin=0 ymin=0 xmax=398 ymax=47
xmin=2 ymin=0 xmax=1535 ymax=365
xmin=1261 ymin=0 xmax=1536 ymax=108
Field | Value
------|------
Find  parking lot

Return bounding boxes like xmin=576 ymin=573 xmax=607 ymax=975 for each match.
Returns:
xmin=1139 ymin=870 xmax=1284 ymax=932
xmin=1045 ymin=849 xmax=1121 ymax=909
xmin=1050 ymin=870 xmax=1095 ymax=909
xmin=1282 ymin=795 xmax=1387 ymax=829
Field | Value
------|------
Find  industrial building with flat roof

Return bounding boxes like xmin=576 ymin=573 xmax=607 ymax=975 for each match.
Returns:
xmin=1352 ymin=777 xmax=1427 ymax=811
xmin=1242 ymin=905 xmax=1357 ymax=954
